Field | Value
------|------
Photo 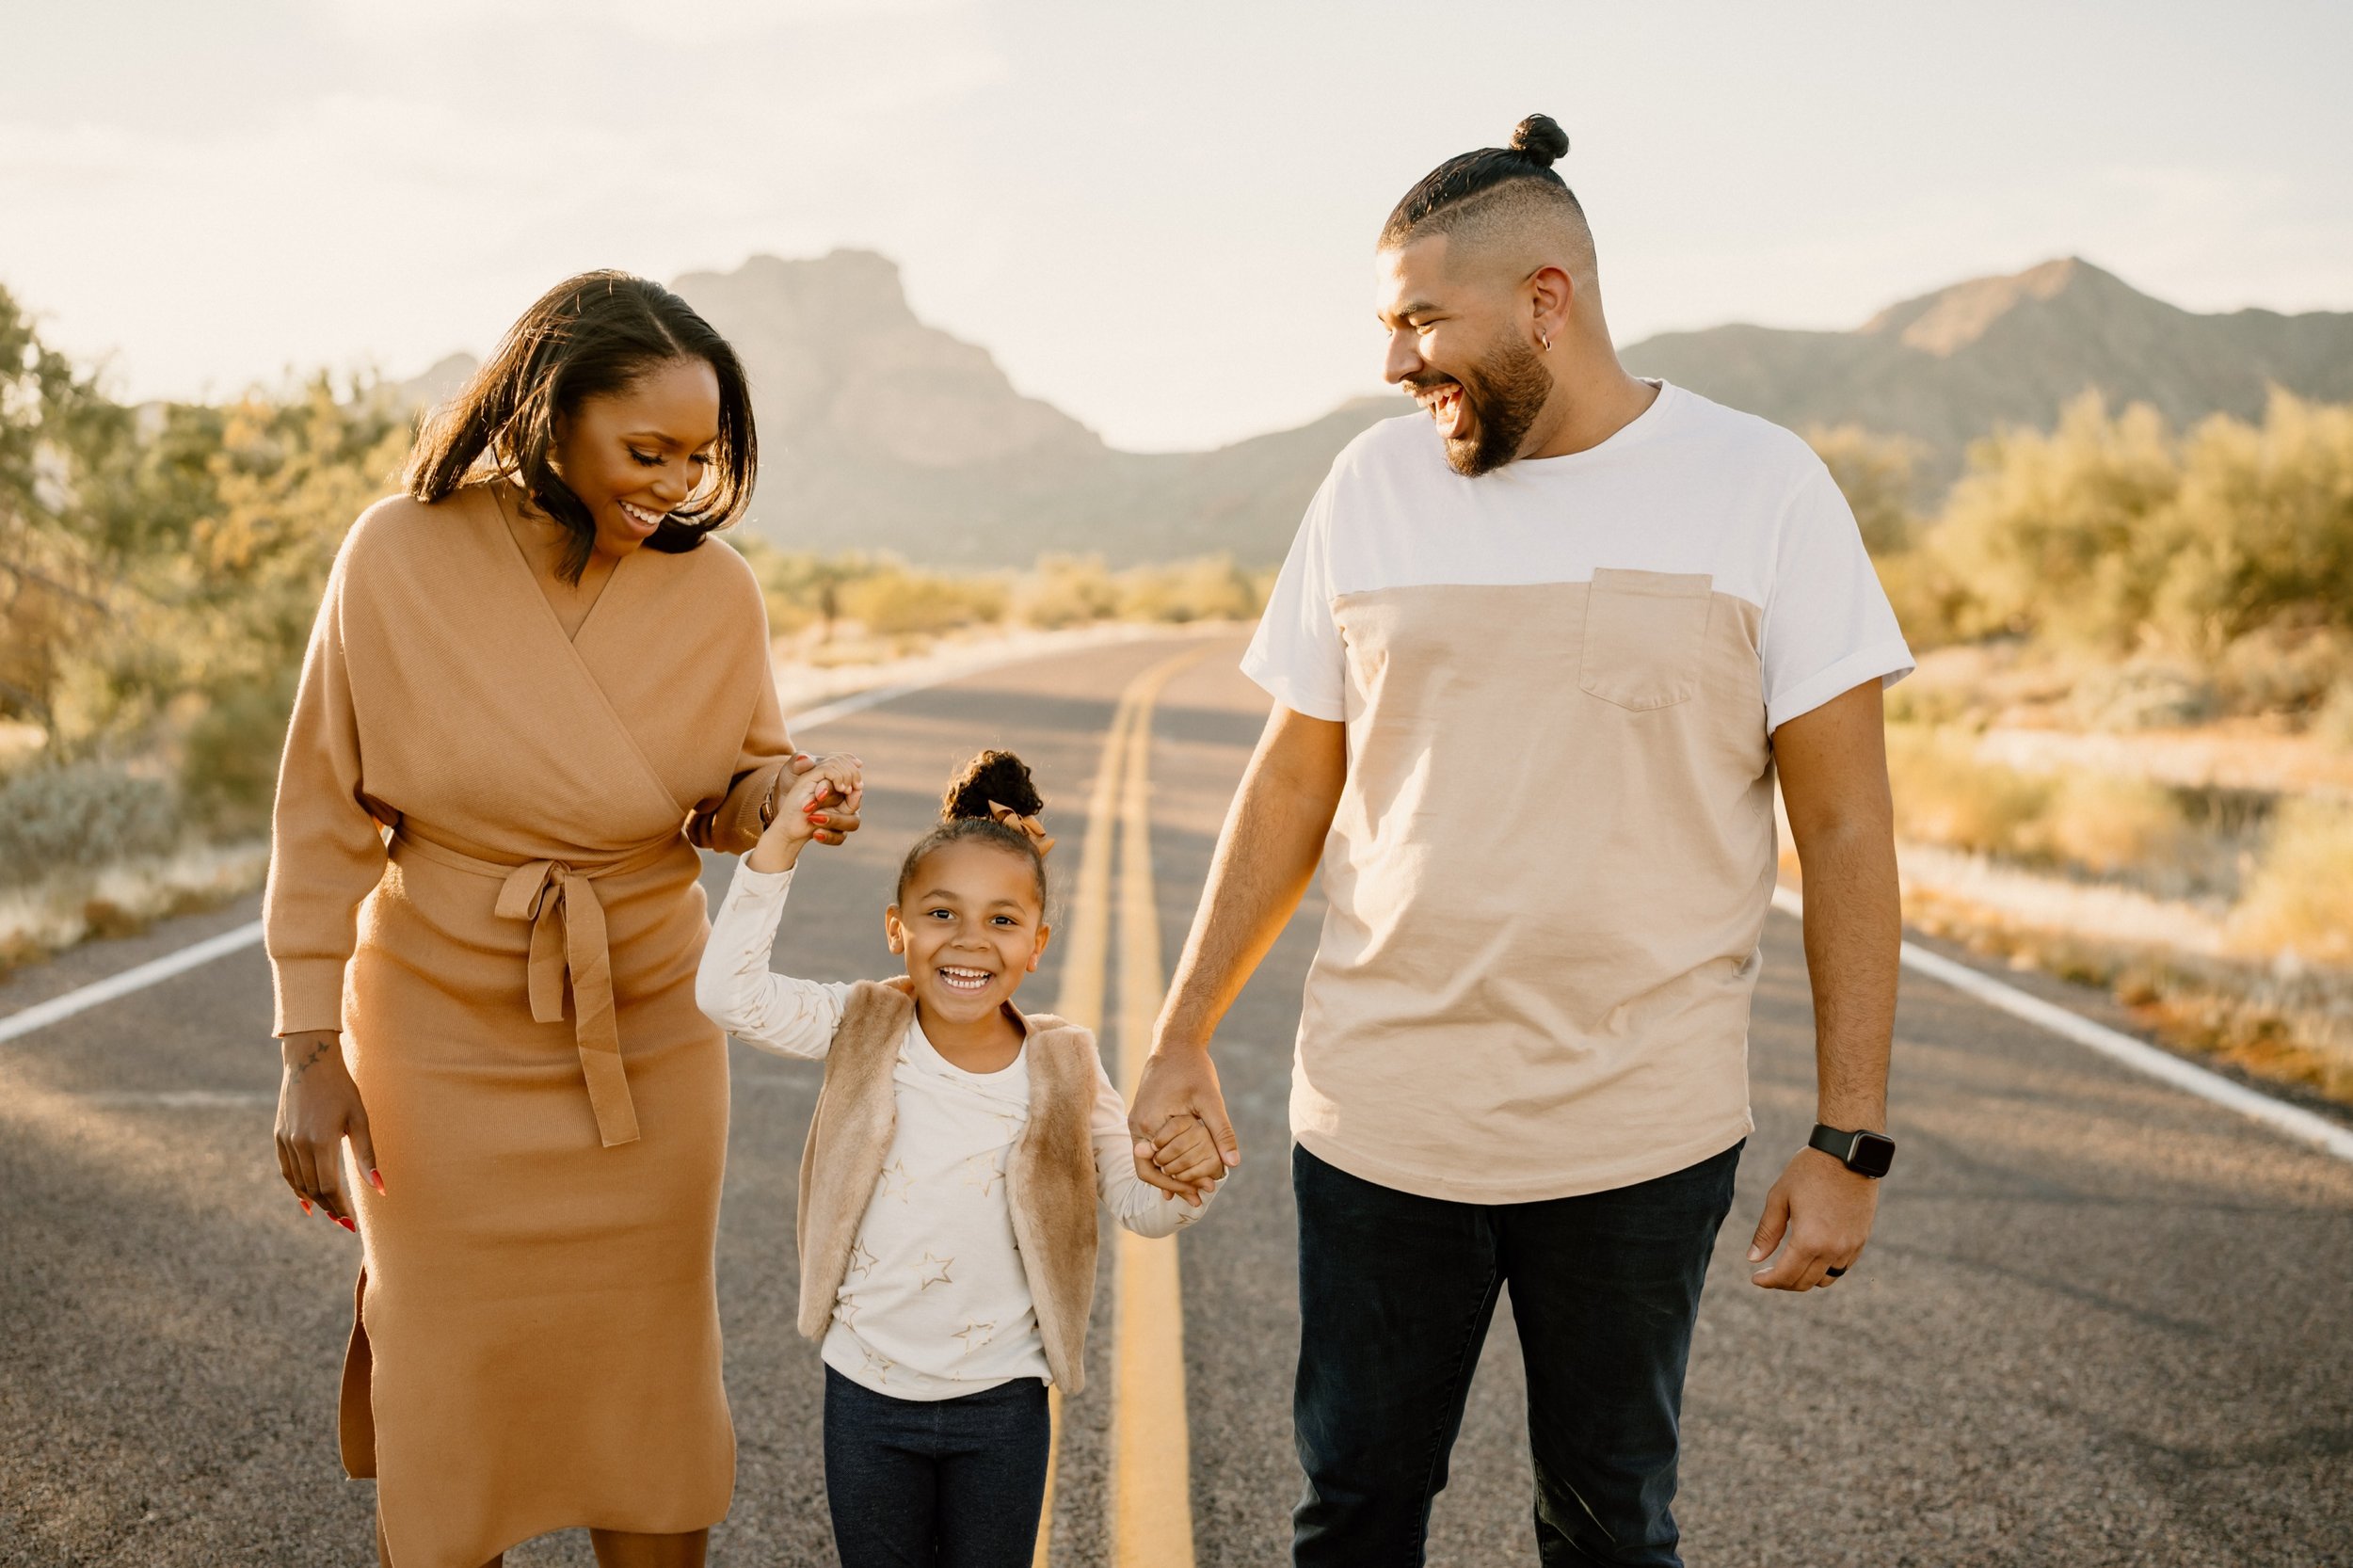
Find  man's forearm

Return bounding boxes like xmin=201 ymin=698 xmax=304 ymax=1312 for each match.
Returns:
xmin=1796 ymin=818 xmax=1899 ymax=1128
xmin=1155 ymin=712 xmax=1345 ymax=1052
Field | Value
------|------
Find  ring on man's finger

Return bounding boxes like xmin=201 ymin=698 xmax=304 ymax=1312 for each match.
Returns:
xmin=1823 ymin=1266 xmax=1847 ymax=1279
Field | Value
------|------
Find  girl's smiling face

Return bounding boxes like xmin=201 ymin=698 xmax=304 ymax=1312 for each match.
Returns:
xmin=886 ymin=840 xmax=1051 ymax=1027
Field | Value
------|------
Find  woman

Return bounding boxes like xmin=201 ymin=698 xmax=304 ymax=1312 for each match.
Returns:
xmin=267 ymin=272 xmax=853 ymax=1567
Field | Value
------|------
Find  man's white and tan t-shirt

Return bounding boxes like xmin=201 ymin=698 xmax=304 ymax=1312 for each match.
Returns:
xmin=1244 ymin=381 xmax=1913 ymax=1205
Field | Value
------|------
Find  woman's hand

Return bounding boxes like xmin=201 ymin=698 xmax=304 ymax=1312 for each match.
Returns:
xmin=749 ymin=753 xmax=865 ymax=872
xmin=273 ymin=1031 xmax=378 ymax=1232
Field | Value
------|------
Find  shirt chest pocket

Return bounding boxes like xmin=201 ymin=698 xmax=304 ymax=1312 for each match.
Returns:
xmin=1577 ymin=569 xmax=1716 ymax=712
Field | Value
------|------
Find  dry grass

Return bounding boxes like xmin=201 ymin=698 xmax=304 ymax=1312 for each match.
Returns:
xmin=1884 ymin=727 xmax=2054 ymax=856
xmin=1900 ymin=884 xmax=2353 ymax=1105
xmin=2022 ymin=772 xmax=2192 ymax=876
xmin=2232 ymin=799 xmax=2353 ymax=968
xmin=0 ymin=841 xmax=266 ymax=981
xmin=1828 ymin=727 xmax=2353 ymax=1104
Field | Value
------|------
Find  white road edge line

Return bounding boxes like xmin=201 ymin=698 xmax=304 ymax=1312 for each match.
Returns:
xmin=1770 ymin=885 xmax=2353 ymax=1165
xmin=0 ymin=922 xmax=267 ymax=1046
xmin=0 ymin=641 xmax=1201 ymax=1046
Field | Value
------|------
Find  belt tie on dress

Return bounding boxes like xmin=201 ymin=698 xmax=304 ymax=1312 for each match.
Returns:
xmin=393 ymin=828 xmax=679 ymax=1149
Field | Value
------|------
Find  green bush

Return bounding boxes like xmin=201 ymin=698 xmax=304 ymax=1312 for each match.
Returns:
xmin=1115 ymin=554 xmax=1261 ymax=624
xmin=1806 ymin=424 xmax=1927 ymax=556
xmin=0 ymin=760 xmax=180 ymax=887
xmin=181 ymin=674 xmax=296 ymax=832
xmin=840 ymin=568 xmax=1007 ymax=637
xmin=1920 ymin=392 xmax=2353 ymax=674
xmin=1016 ymin=554 xmax=1120 ymax=629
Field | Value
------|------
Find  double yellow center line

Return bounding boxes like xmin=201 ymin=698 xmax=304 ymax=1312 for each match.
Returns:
xmin=1036 ymin=644 xmax=1212 ymax=1568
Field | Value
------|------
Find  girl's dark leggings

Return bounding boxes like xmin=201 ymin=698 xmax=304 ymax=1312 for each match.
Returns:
xmin=824 ymin=1366 xmax=1052 ymax=1568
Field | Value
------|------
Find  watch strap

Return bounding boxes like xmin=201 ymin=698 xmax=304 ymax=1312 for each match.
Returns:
xmin=1809 ymin=1122 xmax=1894 ymax=1176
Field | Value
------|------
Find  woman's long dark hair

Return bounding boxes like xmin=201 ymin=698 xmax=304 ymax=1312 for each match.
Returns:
xmin=405 ymin=271 xmax=757 ymax=582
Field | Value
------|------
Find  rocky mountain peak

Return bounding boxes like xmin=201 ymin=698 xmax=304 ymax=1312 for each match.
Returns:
xmin=1860 ymin=257 xmax=2150 ymax=357
xmin=672 ymin=250 xmax=1099 ymax=472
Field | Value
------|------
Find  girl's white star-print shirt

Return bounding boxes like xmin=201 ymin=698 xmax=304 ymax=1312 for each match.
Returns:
xmin=697 ymin=861 xmax=1212 ymax=1400
xmin=824 ymin=1018 xmax=1044 ymax=1398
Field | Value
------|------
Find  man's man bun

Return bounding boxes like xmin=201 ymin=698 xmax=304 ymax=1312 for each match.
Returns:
xmin=1510 ymin=115 xmax=1569 ymax=168
xmin=1380 ymin=114 xmax=1584 ymax=252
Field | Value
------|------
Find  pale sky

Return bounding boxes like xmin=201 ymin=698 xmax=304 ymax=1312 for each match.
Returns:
xmin=4 ymin=0 xmax=2347 ymax=452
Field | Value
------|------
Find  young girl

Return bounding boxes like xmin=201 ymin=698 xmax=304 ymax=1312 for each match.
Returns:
xmin=696 ymin=748 xmax=1222 ymax=1566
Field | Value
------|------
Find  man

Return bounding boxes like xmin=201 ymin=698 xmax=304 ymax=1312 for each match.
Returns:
xmin=1128 ymin=115 xmax=1912 ymax=1566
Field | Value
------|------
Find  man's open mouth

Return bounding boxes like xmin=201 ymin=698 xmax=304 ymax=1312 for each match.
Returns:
xmin=1419 ymin=382 xmax=1471 ymax=440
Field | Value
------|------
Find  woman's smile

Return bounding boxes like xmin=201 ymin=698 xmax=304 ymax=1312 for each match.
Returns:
xmin=617 ymin=498 xmax=667 ymax=536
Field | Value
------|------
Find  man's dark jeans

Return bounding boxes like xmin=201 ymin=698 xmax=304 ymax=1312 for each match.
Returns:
xmin=1291 ymin=1140 xmax=1743 ymax=1568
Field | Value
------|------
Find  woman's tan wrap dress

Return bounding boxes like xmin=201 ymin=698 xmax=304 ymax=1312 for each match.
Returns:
xmin=264 ymin=490 xmax=792 ymax=1566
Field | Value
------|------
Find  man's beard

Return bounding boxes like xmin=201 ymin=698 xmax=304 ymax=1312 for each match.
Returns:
xmin=1412 ymin=335 xmax=1553 ymax=477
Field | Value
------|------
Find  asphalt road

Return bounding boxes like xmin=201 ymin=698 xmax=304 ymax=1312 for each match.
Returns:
xmin=2 ymin=633 xmax=2349 ymax=1567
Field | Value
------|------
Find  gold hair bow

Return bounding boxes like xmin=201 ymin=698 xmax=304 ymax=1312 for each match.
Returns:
xmin=987 ymin=800 xmax=1057 ymax=857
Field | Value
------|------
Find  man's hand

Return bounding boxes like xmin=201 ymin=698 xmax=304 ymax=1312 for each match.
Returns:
xmin=1137 ymin=1113 xmax=1226 ymax=1208
xmin=1746 ymin=1146 xmax=1879 ymax=1291
xmin=1128 ymin=1045 xmax=1240 ymax=1200
xmin=1126 ymin=705 xmax=1341 ymax=1205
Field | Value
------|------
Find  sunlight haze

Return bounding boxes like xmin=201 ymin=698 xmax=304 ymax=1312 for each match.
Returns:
xmin=4 ymin=0 xmax=2347 ymax=451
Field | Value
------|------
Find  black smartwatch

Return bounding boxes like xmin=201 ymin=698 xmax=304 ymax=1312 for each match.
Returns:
xmin=1808 ymin=1123 xmax=1896 ymax=1178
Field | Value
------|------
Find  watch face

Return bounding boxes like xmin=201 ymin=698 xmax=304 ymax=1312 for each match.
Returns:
xmin=1849 ymin=1132 xmax=1896 ymax=1177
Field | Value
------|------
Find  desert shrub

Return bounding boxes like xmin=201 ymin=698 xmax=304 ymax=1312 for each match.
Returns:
xmin=730 ymin=539 xmax=870 ymax=639
xmin=1922 ymin=392 xmax=2353 ymax=664
xmin=2211 ymin=626 xmax=2353 ymax=717
xmin=1016 ymin=554 xmax=1120 ymax=629
xmin=840 ymin=567 xmax=1007 ymax=637
xmin=2153 ymin=393 xmax=2353 ymax=652
xmin=1929 ymin=393 xmax=2184 ymax=649
xmin=1806 ymin=424 xmax=1927 ymax=556
xmin=2067 ymin=658 xmax=2215 ymax=732
xmin=181 ymin=673 xmax=297 ymax=831
xmin=2022 ymin=773 xmax=2190 ymax=876
xmin=1116 ymin=555 xmax=1261 ymax=624
xmin=1883 ymin=727 xmax=2052 ymax=856
xmin=2315 ymin=682 xmax=2353 ymax=750
xmin=1874 ymin=549 xmax=1966 ymax=652
xmin=0 ymin=760 xmax=180 ymax=886
xmin=2233 ymin=799 xmax=2353 ymax=967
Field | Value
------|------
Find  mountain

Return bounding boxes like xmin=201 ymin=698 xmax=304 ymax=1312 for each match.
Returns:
xmin=1620 ymin=257 xmax=2353 ymax=483
xmin=671 ymin=250 xmax=1402 ymax=567
xmin=402 ymin=252 xmax=2352 ymax=565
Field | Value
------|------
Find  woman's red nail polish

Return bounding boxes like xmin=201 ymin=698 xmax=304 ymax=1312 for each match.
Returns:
xmin=368 ymin=1169 xmax=385 ymax=1194
xmin=300 ymin=1198 xmax=312 ymax=1215
xmin=337 ymin=1216 xmax=357 ymax=1232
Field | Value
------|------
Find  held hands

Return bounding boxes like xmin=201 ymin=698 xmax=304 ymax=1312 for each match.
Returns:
xmin=273 ymin=1031 xmax=378 ymax=1234
xmin=1128 ymin=1043 xmax=1241 ymax=1208
xmin=1132 ymin=1114 xmax=1228 ymax=1208
xmin=1746 ymin=1145 xmax=1879 ymax=1291
xmin=749 ymin=753 xmax=865 ymax=872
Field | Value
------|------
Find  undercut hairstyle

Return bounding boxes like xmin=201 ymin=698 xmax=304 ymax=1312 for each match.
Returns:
xmin=1378 ymin=114 xmax=1595 ymax=278
xmin=895 ymin=749 xmax=1051 ymax=912
xmin=406 ymin=270 xmax=757 ymax=583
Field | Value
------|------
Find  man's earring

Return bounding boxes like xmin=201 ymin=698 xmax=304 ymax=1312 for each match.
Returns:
xmin=1538 ymin=329 xmax=1552 ymax=352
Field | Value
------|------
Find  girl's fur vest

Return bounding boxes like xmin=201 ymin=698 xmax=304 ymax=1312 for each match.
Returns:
xmin=796 ymin=977 xmax=1104 ymax=1391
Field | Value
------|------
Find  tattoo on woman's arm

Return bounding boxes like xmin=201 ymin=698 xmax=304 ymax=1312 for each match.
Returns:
xmin=287 ymin=1039 xmax=333 ymax=1081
